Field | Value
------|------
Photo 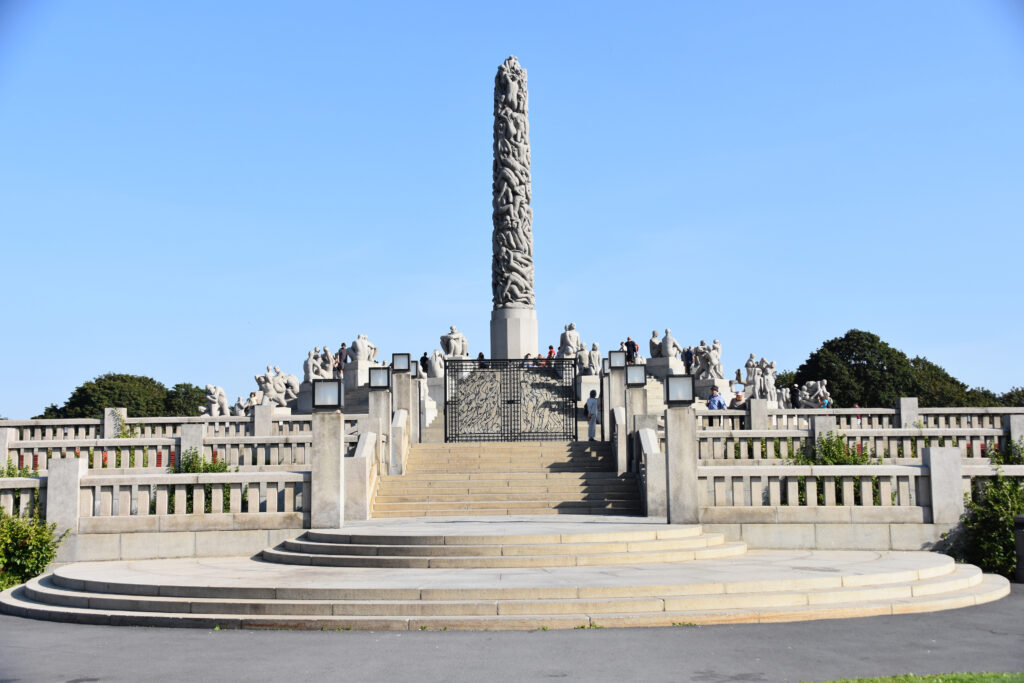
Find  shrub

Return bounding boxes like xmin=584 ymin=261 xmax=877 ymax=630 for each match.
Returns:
xmin=165 ymin=447 xmax=236 ymax=514
xmin=0 ymin=508 xmax=64 ymax=589
xmin=944 ymin=471 xmax=1024 ymax=580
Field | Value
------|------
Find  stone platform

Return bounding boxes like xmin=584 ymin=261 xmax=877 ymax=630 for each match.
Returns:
xmin=0 ymin=516 xmax=1009 ymax=630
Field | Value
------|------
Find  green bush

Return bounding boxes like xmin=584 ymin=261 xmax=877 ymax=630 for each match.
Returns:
xmin=165 ymin=447 xmax=236 ymax=514
xmin=945 ymin=472 xmax=1024 ymax=580
xmin=0 ymin=508 xmax=64 ymax=589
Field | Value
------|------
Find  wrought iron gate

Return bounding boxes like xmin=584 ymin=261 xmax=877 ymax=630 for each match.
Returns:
xmin=444 ymin=358 xmax=577 ymax=442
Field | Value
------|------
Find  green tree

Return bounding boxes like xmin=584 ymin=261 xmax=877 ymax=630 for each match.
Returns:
xmin=35 ymin=374 xmax=206 ymax=418
xmin=1000 ymin=386 xmax=1024 ymax=407
xmin=794 ymin=330 xmax=916 ymax=408
xmin=909 ymin=356 xmax=969 ymax=407
xmin=165 ymin=383 xmax=205 ymax=417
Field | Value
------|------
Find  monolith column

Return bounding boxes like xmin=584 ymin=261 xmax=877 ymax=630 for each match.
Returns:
xmin=490 ymin=56 xmax=538 ymax=359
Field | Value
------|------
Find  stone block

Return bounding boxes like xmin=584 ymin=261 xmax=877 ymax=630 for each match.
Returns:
xmin=45 ymin=456 xmax=87 ymax=537
xmin=344 ymin=359 xmax=378 ymax=391
xmin=296 ymin=383 xmax=313 ymax=414
xmin=890 ymin=523 xmax=950 ymax=551
xmin=103 ymin=407 xmax=127 ymax=438
xmin=251 ymin=403 xmax=273 ymax=438
xmin=923 ymin=447 xmax=964 ymax=524
xmin=814 ymin=523 xmax=891 ymax=550
xmin=344 ymin=455 xmax=371 ymax=521
xmin=120 ymin=531 xmax=196 ymax=560
xmin=490 ymin=307 xmax=538 ymax=360
xmin=311 ymin=412 xmax=345 ymax=529
xmin=738 ymin=523 xmax=816 ymax=549
xmin=644 ymin=356 xmax=684 ymax=381
xmin=700 ymin=507 xmax=777 ymax=524
xmin=774 ymin=506 xmax=850 ymax=524
xmin=850 ymin=506 xmax=926 ymax=524
xmin=665 ymin=407 xmax=698 ymax=524
xmin=576 ymin=374 xmax=600 ymax=404
xmin=896 ymin=397 xmax=920 ymax=428
xmin=55 ymin=533 xmax=121 ymax=563
xmin=195 ymin=530 xmax=272 ymax=557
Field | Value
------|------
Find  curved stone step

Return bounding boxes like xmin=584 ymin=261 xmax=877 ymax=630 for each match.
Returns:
xmin=1 ymin=566 xmax=1007 ymax=631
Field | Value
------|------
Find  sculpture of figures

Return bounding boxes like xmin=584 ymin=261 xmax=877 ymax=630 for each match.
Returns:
xmin=303 ymin=350 xmax=317 ymax=384
xmin=661 ymin=328 xmax=684 ymax=360
xmin=692 ymin=340 xmax=710 ymax=379
xmin=709 ymin=340 xmax=725 ymax=380
xmin=491 ymin=56 xmax=535 ymax=309
xmin=587 ymin=343 xmax=601 ymax=375
xmin=440 ymin=325 xmax=469 ymax=357
xmin=575 ymin=342 xmax=587 ymax=375
xmin=427 ymin=349 xmax=446 ymax=378
xmin=649 ymin=330 xmax=663 ymax=359
xmin=321 ymin=346 xmax=336 ymax=378
xmin=348 ymin=334 xmax=379 ymax=363
xmin=231 ymin=397 xmax=246 ymax=417
xmin=272 ymin=365 xmax=300 ymax=404
xmin=744 ymin=354 xmax=757 ymax=385
xmin=763 ymin=360 xmax=778 ymax=405
xmin=558 ymin=322 xmax=581 ymax=357
xmin=203 ymin=384 xmax=230 ymax=417
xmin=796 ymin=379 xmax=831 ymax=408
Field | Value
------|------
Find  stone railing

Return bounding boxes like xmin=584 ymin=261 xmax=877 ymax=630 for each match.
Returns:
xmin=77 ymin=471 xmax=309 ymax=534
xmin=125 ymin=416 xmax=252 ymax=438
xmin=697 ymin=464 xmax=927 ymax=524
xmin=696 ymin=410 xmax=745 ymax=431
xmin=0 ymin=476 xmax=43 ymax=517
xmin=918 ymin=407 xmax=1019 ymax=430
xmin=697 ymin=429 xmax=811 ymax=463
xmin=2 ymin=413 xmax=364 ymax=474
xmin=2 ymin=418 xmax=103 ymax=441
xmin=768 ymin=408 xmax=896 ymax=431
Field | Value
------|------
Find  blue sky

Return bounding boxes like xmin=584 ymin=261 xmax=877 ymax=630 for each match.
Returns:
xmin=1 ymin=1 xmax=1022 ymax=418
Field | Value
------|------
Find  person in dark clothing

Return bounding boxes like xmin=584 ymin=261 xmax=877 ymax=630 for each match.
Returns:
xmin=420 ymin=352 xmax=429 ymax=374
xmin=624 ymin=337 xmax=638 ymax=364
xmin=683 ymin=346 xmax=694 ymax=373
xmin=790 ymin=384 xmax=801 ymax=409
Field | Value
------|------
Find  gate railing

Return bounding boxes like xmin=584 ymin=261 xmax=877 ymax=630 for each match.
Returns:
xmin=444 ymin=358 xmax=577 ymax=442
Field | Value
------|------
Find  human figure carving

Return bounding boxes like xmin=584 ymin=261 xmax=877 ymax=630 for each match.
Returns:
xmin=558 ymin=322 xmax=581 ymax=357
xmin=203 ymin=384 xmax=230 ymax=417
xmin=232 ymin=397 xmax=246 ymax=417
xmin=660 ymin=328 xmax=684 ymax=360
xmin=587 ymin=343 xmax=601 ymax=376
xmin=649 ymin=330 xmax=663 ymax=359
xmin=440 ymin=325 xmax=469 ymax=357
xmin=348 ymin=334 xmax=379 ymax=363
xmin=427 ymin=349 xmax=446 ymax=378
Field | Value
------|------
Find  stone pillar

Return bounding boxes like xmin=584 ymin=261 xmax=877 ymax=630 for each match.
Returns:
xmin=810 ymin=414 xmax=837 ymax=460
xmin=46 ymin=456 xmax=87 ymax=537
xmin=0 ymin=427 xmax=16 ymax=466
xmin=638 ymin=428 xmax=665 ymax=517
xmin=102 ymin=407 xmax=127 ymax=438
xmin=393 ymin=373 xmax=415 ymax=443
xmin=179 ymin=423 xmax=204 ymax=464
xmin=747 ymin=398 xmax=769 ymax=431
xmin=368 ymin=389 xmax=392 ymax=472
xmin=923 ymin=447 xmax=964 ymax=525
xmin=311 ymin=412 xmax=345 ymax=529
xmin=896 ymin=397 xmax=920 ymax=429
xmin=600 ymin=371 xmax=610 ymax=442
xmin=665 ymin=406 xmax=699 ymax=524
xmin=490 ymin=56 xmax=538 ymax=359
xmin=1006 ymin=414 xmax=1023 ymax=447
xmin=252 ymin=402 xmax=274 ymax=437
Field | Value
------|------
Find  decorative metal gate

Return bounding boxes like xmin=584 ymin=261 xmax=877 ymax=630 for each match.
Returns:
xmin=444 ymin=358 xmax=577 ymax=442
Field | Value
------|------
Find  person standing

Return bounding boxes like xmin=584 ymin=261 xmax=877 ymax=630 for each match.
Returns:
xmin=707 ymin=386 xmax=727 ymax=410
xmin=790 ymin=384 xmax=801 ymax=409
xmin=624 ymin=337 xmax=638 ymax=365
xmin=728 ymin=392 xmax=746 ymax=410
xmin=683 ymin=346 xmax=694 ymax=374
xmin=585 ymin=390 xmax=600 ymax=441
xmin=420 ymin=352 xmax=430 ymax=374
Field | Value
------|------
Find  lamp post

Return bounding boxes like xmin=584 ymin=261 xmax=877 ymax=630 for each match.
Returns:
xmin=665 ymin=375 xmax=696 ymax=407
xmin=664 ymin=373 xmax=699 ymax=524
xmin=311 ymin=379 xmax=344 ymax=411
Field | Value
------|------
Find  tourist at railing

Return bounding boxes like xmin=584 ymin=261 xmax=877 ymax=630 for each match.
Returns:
xmin=585 ymin=390 xmax=600 ymax=441
xmin=790 ymin=384 xmax=801 ymax=409
xmin=728 ymin=392 xmax=746 ymax=410
xmin=624 ymin=337 xmax=638 ymax=364
xmin=707 ymin=386 xmax=727 ymax=410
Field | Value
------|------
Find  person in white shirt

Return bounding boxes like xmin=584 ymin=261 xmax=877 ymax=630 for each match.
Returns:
xmin=584 ymin=390 xmax=600 ymax=441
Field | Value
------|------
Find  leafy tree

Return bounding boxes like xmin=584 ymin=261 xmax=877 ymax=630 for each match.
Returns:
xmin=794 ymin=330 xmax=916 ymax=408
xmin=909 ymin=356 xmax=969 ymax=407
xmin=36 ymin=374 xmax=206 ymax=419
xmin=165 ymin=383 xmax=205 ymax=417
xmin=775 ymin=369 xmax=796 ymax=392
xmin=1000 ymin=386 xmax=1024 ymax=407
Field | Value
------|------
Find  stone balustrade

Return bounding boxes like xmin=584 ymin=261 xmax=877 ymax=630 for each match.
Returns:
xmin=76 ymin=471 xmax=309 ymax=534
xmin=0 ymin=476 xmax=43 ymax=517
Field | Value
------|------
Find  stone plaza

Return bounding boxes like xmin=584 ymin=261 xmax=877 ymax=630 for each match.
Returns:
xmin=1 ymin=57 xmax=1021 ymax=631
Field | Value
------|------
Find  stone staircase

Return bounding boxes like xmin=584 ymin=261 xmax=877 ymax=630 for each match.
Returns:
xmin=1 ymin=517 xmax=1009 ymax=630
xmin=372 ymin=441 xmax=642 ymax=517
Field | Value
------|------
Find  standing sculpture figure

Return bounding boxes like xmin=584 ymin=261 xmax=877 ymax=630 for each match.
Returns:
xmin=587 ymin=343 xmax=601 ymax=375
xmin=558 ymin=322 xmax=581 ymax=357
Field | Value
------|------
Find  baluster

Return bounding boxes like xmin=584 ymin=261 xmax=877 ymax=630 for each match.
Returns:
xmin=768 ymin=476 xmax=781 ymax=505
xmin=860 ymin=477 xmax=873 ymax=507
xmin=713 ymin=476 xmax=727 ymax=506
xmin=823 ymin=475 xmax=836 ymax=505
xmin=156 ymin=485 xmax=168 ymax=514
xmin=879 ymin=477 xmax=892 ymax=506
xmin=731 ymin=477 xmax=744 ymax=506
xmin=174 ymin=484 xmax=187 ymax=514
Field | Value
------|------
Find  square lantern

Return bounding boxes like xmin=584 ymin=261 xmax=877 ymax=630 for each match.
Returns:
xmin=368 ymin=366 xmax=392 ymax=390
xmin=601 ymin=358 xmax=610 ymax=375
xmin=625 ymin=364 xmax=647 ymax=388
xmin=392 ymin=353 xmax=411 ymax=373
xmin=609 ymin=350 xmax=627 ymax=369
xmin=409 ymin=360 xmax=420 ymax=378
xmin=665 ymin=374 xmax=696 ymax=406
xmin=312 ymin=379 xmax=344 ymax=410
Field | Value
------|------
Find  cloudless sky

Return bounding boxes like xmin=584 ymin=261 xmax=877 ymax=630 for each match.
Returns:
xmin=1 ymin=1 xmax=1023 ymax=418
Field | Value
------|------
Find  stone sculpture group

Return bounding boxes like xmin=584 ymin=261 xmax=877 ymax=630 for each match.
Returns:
xmin=440 ymin=326 xmax=469 ymax=358
xmin=491 ymin=56 xmax=534 ymax=310
xmin=255 ymin=365 xmax=300 ymax=408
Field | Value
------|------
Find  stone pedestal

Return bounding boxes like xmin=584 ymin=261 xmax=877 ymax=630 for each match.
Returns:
xmin=645 ymin=357 xmax=685 ymax=381
xmin=344 ymin=359 xmax=379 ymax=391
xmin=694 ymin=378 xmax=728 ymax=400
xmin=296 ymin=382 xmax=313 ymax=413
xmin=490 ymin=307 xmax=538 ymax=360
xmin=576 ymin=374 xmax=600 ymax=403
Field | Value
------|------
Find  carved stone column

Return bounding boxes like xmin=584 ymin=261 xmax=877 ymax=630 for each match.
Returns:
xmin=490 ymin=56 xmax=538 ymax=359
